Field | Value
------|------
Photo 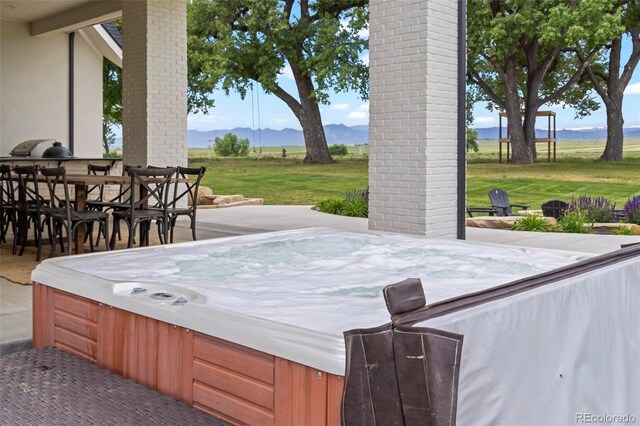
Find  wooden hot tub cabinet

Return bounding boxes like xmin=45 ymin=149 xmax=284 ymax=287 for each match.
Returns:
xmin=32 ymin=283 xmax=344 ymax=425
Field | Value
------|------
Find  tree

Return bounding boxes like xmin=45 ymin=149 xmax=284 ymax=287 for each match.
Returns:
xmin=466 ymin=90 xmax=480 ymax=153
xmin=213 ymin=133 xmax=250 ymax=157
xmin=103 ymin=20 xmax=122 ymax=154
xmin=467 ymin=0 xmax=624 ymax=164
xmin=576 ymin=1 xmax=640 ymax=161
xmin=188 ymin=0 xmax=368 ymax=164
xmin=103 ymin=58 xmax=122 ymax=154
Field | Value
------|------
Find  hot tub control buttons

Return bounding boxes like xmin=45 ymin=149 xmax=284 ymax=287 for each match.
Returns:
xmin=172 ymin=297 xmax=188 ymax=306
xmin=150 ymin=292 xmax=174 ymax=300
xmin=131 ymin=287 xmax=147 ymax=294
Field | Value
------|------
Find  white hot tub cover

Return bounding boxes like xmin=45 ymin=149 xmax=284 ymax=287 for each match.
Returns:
xmin=342 ymin=244 xmax=640 ymax=426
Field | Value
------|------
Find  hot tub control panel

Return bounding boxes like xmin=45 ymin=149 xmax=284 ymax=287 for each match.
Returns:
xmin=112 ymin=282 xmax=207 ymax=308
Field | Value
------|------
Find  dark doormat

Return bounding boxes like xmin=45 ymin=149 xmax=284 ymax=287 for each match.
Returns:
xmin=0 ymin=347 xmax=229 ymax=425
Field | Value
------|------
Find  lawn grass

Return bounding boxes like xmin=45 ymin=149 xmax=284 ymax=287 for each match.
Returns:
xmin=189 ymin=138 xmax=640 ymax=207
xmin=189 ymin=157 xmax=369 ymax=205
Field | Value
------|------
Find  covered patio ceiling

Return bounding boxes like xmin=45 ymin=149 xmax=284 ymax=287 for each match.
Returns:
xmin=0 ymin=0 xmax=121 ymax=35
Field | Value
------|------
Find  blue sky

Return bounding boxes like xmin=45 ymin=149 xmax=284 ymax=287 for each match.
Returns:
xmin=187 ymin=39 xmax=640 ymax=132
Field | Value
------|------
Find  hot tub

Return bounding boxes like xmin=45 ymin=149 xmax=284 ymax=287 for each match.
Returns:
xmin=31 ymin=228 xmax=637 ymax=424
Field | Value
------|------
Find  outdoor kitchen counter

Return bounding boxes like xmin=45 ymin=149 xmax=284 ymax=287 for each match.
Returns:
xmin=0 ymin=158 xmax=123 ymax=177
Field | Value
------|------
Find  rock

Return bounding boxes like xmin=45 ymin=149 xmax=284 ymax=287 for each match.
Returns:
xmin=592 ymin=223 xmax=640 ymax=236
xmin=212 ymin=195 xmax=245 ymax=205
xmin=192 ymin=186 xmax=213 ymax=205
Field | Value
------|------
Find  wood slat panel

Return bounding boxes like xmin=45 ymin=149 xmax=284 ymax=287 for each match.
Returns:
xmin=181 ymin=329 xmax=194 ymax=405
xmin=326 ymin=375 xmax=344 ymax=426
xmin=193 ymin=403 xmax=243 ymax=426
xmin=157 ymin=322 xmax=183 ymax=400
xmin=305 ymin=367 xmax=328 ymax=426
xmin=54 ymin=326 xmax=97 ymax=359
xmin=56 ymin=341 xmax=96 ymax=363
xmin=193 ymin=382 xmax=274 ymax=426
xmin=96 ymin=305 xmax=113 ymax=371
xmin=54 ymin=310 xmax=97 ymax=341
xmin=97 ymin=305 xmax=125 ymax=372
xmin=32 ymin=283 xmax=54 ymax=348
xmin=111 ymin=307 xmax=127 ymax=376
xmin=193 ymin=359 xmax=275 ymax=411
xmin=121 ymin=311 xmax=157 ymax=387
xmin=194 ymin=334 xmax=274 ymax=385
xmin=122 ymin=311 xmax=140 ymax=382
xmin=274 ymin=358 xmax=293 ymax=426
xmin=274 ymin=358 xmax=330 ymax=425
xmin=53 ymin=291 xmax=98 ymax=322
xmin=137 ymin=316 xmax=158 ymax=389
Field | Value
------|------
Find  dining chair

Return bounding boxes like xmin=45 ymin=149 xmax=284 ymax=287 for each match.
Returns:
xmin=85 ymin=163 xmax=112 ymax=246
xmin=41 ymin=167 xmax=110 ymax=257
xmin=87 ymin=164 xmax=136 ymax=213
xmin=167 ymin=166 xmax=206 ymax=242
xmin=13 ymin=165 xmax=49 ymax=261
xmin=86 ymin=163 xmax=112 ymax=203
xmin=0 ymin=165 xmax=18 ymax=253
xmin=110 ymin=167 xmax=176 ymax=249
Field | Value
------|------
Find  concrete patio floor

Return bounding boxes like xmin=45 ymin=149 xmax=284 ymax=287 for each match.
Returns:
xmin=2 ymin=204 xmax=639 ymax=355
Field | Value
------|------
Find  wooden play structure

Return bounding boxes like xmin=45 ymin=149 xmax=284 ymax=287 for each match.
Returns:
xmin=498 ymin=111 xmax=557 ymax=162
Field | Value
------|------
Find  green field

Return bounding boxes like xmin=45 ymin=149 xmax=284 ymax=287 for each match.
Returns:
xmin=188 ymin=138 xmax=640 ymax=207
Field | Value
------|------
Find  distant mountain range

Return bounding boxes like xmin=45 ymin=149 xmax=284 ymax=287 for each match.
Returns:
xmin=474 ymin=126 xmax=640 ymax=140
xmin=113 ymin=124 xmax=640 ymax=147
xmin=187 ymin=124 xmax=369 ymax=147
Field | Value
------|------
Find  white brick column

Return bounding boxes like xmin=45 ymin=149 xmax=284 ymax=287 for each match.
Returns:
xmin=368 ymin=0 xmax=461 ymax=238
xmin=122 ymin=0 xmax=187 ymax=167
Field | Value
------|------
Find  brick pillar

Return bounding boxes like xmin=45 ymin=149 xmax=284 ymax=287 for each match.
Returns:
xmin=368 ymin=0 xmax=460 ymax=238
xmin=122 ymin=0 xmax=187 ymax=168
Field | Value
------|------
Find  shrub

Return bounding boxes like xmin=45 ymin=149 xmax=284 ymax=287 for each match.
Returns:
xmin=568 ymin=195 xmax=616 ymax=223
xmin=557 ymin=210 xmax=593 ymax=234
xmin=328 ymin=144 xmax=348 ymax=156
xmin=623 ymin=195 xmax=640 ymax=225
xmin=512 ymin=214 xmax=551 ymax=232
xmin=316 ymin=187 xmax=369 ymax=217
xmin=316 ymin=198 xmax=345 ymax=215
xmin=611 ymin=225 xmax=634 ymax=236
xmin=213 ymin=133 xmax=250 ymax=157
xmin=341 ymin=197 xmax=368 ymax=218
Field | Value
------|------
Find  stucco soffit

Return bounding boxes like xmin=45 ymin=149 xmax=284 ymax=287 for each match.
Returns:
xmin=80 ymin=24 xmax=122 ymax=67
xmin=30 ymin=1 xmax=122 ymax=37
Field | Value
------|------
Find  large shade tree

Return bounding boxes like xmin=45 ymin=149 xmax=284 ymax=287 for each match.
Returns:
xmin=188 ymin=0 xmax=369 ymax=164
xmin=467 ymin=0 xmax=624 ymax=164
xmin=575 ymin=0 xmax=640 ymax=161
xmin=103 ymin=59 xmax=121 ymax=154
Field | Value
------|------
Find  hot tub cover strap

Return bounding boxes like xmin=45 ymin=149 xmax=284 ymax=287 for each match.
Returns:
xmin=342 ymin=278 xmax=464 ymax=426
xmin=342 ymin=323 xmax=463 ymax=426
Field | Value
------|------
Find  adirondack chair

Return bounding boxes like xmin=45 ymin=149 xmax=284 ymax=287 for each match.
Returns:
xmin=541 ymin=199 xmax=568 ymax=219
xmin=488 ymin=188 xmax=529 ymax=216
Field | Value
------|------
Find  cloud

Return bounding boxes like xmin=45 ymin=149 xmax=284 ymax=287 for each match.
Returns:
xmin=473 ymin=116 xmax=495 ymax=126
xmin=358 ymin=103 xmax=369 ymax=112
xmin=360 ymin=52 xmax=369 ymax=66
xmin=624 ymin=82 xmax=640 ymax=95
xmin=279 ymin=64 xmax=294 ymax=80
xmin=331 ymin=103 xmax=350 ymax=111
xmin=348 ymin=111 xmax=367 ymax=119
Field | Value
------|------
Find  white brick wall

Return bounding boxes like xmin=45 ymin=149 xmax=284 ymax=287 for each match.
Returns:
xmin=122 ymin=0 xmax=188 ymax=168
xmin=369 ymin=0 xmax=459 ymax=238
